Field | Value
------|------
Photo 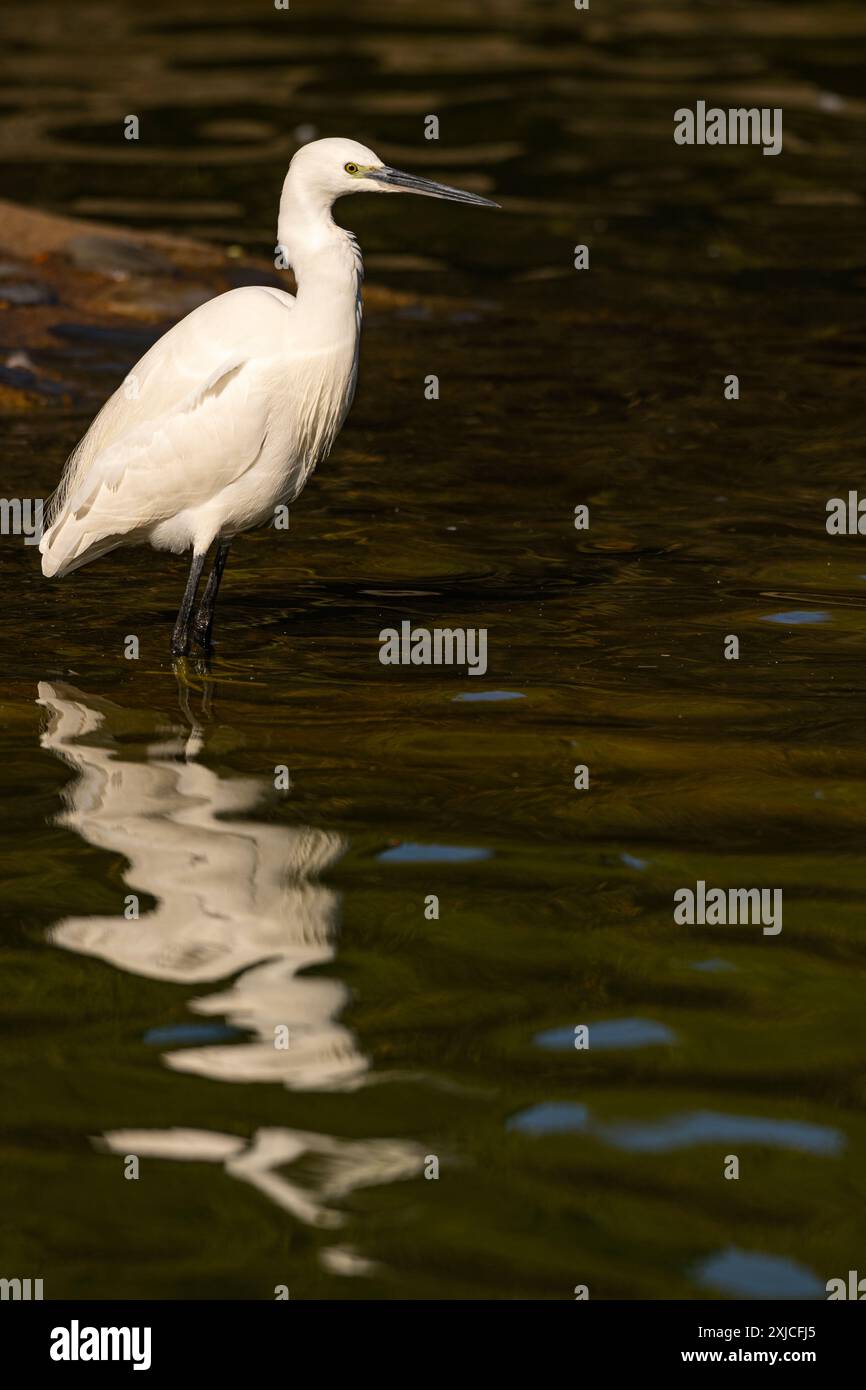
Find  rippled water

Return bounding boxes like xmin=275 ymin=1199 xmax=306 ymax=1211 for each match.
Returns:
xmin=2 ymin=0 xmax=866 ymax=1299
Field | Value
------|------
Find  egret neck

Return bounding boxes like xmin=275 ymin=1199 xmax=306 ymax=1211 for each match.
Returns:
xmin=277 ymin=172 xmax=364 ymax=350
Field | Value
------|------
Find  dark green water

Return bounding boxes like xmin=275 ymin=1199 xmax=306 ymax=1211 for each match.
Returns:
xmin=2 ymin=0 xmax=866 ymax=1299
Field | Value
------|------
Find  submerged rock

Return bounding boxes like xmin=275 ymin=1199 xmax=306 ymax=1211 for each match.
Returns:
xmin=65 ymin=234 xmax=177 ymax=278
xmin=0 ymin=281 xmax=57 ymax=306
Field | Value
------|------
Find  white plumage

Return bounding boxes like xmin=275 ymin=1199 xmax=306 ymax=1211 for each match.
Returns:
xmin=40 ymin=136 xmax=497 ymax=652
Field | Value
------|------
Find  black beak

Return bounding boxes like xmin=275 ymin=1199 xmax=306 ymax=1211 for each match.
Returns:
xmin=365 ymin=166 xmax=499 ymax=208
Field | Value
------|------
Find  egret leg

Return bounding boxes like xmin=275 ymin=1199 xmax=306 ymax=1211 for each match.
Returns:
xmin=192 ymin=539 xmax=232 ymax=650
xmin=171 ymin=550 xmax=208 ymax=656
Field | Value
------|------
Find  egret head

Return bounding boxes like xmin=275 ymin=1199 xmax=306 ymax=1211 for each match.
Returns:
xmin=287 ymin=136 xmax=499 ymax=209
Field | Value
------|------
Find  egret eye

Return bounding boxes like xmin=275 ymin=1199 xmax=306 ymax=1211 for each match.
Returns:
xmin=344 ymin=162 xmax=359 ymax=175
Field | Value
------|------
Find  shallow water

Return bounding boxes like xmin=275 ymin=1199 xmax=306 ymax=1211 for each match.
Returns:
xmin=2 ymin=0 xmax=866 ymax=1299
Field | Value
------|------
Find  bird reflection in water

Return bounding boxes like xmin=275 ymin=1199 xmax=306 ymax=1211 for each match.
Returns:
xmin=37 ymin=679 xmax=423 ymax=1247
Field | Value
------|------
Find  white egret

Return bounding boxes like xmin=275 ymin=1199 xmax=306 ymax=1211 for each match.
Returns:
xmin=40 ymin=136 xmax=498 ymax=653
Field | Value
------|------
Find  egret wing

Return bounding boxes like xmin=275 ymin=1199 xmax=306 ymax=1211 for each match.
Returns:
xmin=41 ymin=287 xmax=294 ymax=574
